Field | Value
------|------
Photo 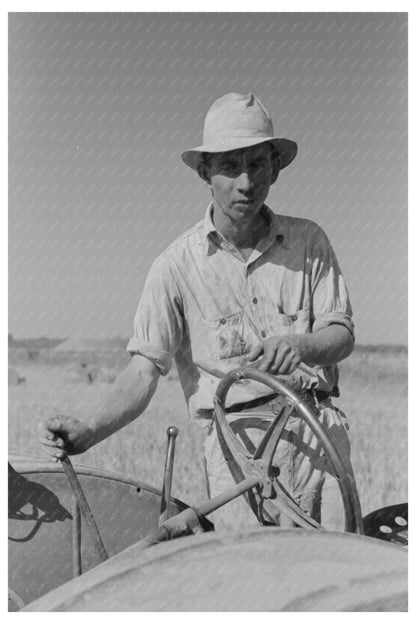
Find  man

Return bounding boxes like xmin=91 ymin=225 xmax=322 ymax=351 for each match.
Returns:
xmin=40 ymin=93 xmax=359 ymax=531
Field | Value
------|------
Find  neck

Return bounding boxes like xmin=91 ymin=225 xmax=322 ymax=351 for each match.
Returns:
xmin=212 ymin=202 xmax=268 ymax=250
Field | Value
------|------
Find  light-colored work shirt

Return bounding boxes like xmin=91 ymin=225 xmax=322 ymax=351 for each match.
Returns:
xmin=127 ymin=204 xmax=354 ymax=427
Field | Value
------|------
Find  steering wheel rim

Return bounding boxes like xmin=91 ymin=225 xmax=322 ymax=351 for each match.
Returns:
xmin=213 ymin=368 xmax=364 ymax=534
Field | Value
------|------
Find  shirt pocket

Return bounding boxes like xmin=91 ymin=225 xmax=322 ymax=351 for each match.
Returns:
xmin=205 ymin=311 xmax=250 ymax=360
xmin=270 ymin=306 xmax=311 ymax=336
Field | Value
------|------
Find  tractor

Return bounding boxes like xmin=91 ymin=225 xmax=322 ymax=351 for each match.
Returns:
xmin=8 ymin=369 xmax=408 ymax=611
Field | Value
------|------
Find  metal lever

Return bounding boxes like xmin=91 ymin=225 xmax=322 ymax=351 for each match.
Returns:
xmin=159 ymin=426 xmax=179 ymax=527
xmin=60 ymin=454 xmax=108 ymax=563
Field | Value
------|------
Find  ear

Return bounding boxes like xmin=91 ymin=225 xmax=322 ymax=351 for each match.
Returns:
xmin=270 ymin=152 xmax=281 ymax=185
xmin=197 ymin=162 xmax=211 ymax=185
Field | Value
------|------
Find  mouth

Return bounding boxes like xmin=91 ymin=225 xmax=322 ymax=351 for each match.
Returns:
xmin=233 ymin=198 xmax=256 ymax=206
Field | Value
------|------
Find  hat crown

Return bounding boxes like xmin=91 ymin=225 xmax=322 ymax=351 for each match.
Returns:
xmin=203 ymin=92 xmax=274 ymax=144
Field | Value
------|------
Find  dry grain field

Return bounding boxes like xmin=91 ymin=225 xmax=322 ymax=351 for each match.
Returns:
xmin=8 ymin=342 xmax=407 ymax=517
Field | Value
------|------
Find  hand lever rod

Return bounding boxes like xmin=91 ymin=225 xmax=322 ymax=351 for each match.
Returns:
xmin=159 ymin=426 xmax=179 ymax=527
xmin=60 ymin=454 xmax=108 ymax=563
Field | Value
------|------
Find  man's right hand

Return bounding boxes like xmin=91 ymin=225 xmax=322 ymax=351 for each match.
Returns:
xmin=39 ymin=415 xmax=95 ymax=461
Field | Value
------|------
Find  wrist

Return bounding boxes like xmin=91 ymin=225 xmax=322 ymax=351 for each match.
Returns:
xmin=286 ymin=334 xmax=311 ymax=364
xmin=85 ymin=418 xmax=103 ymax=447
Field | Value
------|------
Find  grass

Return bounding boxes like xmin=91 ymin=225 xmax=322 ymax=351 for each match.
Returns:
xmin=8 ymin=347 xmax=407 ymax=516
xmin=336 ymin=350 xmax=407 ymax=515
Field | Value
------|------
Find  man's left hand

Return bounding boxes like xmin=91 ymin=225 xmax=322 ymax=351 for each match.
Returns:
xmin=247 ymin=335 xmax=302 ymax=374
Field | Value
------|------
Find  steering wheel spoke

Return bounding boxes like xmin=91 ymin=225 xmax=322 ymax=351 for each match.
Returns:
xmin=253 ymin=401 xmax=294 ymax=464
xmin=267 ymin=478 xmax=323 ymax=529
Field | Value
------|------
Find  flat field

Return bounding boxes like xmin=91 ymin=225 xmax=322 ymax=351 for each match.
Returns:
xmin=8 ymin=346 xmax=407 ymax=516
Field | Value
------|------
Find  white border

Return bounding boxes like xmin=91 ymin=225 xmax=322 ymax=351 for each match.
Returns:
xmin=3 ymin=4 xmax=412 ymax=621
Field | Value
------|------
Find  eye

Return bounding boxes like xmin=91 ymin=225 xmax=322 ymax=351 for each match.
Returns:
xmin=219 ymin=161 xmax=239 ymax=174
xmin=249 ymin=159 xmax=268 ymax=171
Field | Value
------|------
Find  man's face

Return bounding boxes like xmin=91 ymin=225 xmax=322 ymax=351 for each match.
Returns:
xmin=200 ymin=143 xmax=280 ymax=222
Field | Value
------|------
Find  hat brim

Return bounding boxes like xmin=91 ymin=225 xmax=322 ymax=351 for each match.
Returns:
xmin=181 ymin=137 xmax=297 ymax=171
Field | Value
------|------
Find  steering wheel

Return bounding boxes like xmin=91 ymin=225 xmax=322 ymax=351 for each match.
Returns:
xmin=212 ymin=368 xmax=364 ymax=534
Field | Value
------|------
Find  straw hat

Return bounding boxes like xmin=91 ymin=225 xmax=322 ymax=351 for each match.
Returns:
xmin=181 ymin=92 xmax=297 ymax=171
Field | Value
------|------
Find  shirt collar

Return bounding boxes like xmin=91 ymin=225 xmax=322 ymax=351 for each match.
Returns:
xmin=202 ymin=203 xmax=218 ymax=242
xmin=202 ymin=203 xmax=286 ymax=255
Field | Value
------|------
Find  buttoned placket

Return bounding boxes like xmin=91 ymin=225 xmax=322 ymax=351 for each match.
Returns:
xmin=244 ymin=259 xmax=268 ymax=340
xmin=243 ymin=230 xmax=285 ymax=340
xmin=214 ymin=237 xmax=268 ymax=342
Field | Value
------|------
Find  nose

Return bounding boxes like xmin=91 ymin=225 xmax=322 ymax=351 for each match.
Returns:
xmin=236 ymin=171 xmax=254 ymax=194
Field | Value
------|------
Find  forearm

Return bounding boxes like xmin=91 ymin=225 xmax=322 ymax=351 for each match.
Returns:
xmin=83 ymin=355 xmax=160 ymax=447
xmin=295 ymin=324 xmax=354 ymax=367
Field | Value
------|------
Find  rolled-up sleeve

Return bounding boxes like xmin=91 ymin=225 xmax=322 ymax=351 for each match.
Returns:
xmin=309 ymin=226 xmax=355 ymax=338
xmin=126 ymin=254 xmax=184 ymax=375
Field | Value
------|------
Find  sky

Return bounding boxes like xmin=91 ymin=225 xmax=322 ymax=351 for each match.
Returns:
xmin=8 ymin=12 xmax=407 ymax=345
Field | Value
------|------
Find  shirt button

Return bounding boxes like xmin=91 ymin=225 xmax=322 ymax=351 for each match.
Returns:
xmin=220 ymin=318 xmax=226 ymax=325
xmin=252 ymin=297 xmax=258 ymax=304
xmin=261 ymin=330 xmax=267 ymax=338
